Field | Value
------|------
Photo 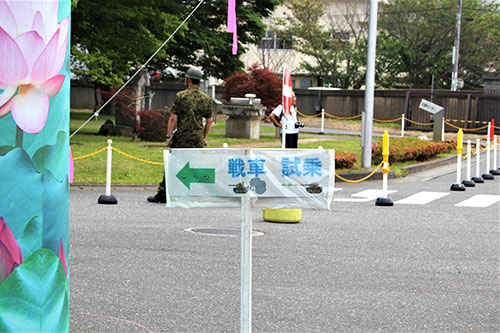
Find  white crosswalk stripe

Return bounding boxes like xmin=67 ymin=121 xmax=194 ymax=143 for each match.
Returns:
xmin=332 ymin=189 xmax=500 ymax=208
xmin=334 ymin=189 xmax=397 ymax=202
xmin=395 ymin=191 xmax=449 ymax=205
xmin=455 ymin=194 xmax=500 ymax=208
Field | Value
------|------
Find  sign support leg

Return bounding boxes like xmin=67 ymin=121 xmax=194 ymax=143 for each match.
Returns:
xmin=240 ymin=196 xmax=252 ymax=333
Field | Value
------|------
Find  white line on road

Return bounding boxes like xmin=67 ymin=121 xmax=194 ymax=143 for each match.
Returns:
xmin=334 ymin=189 xmax=397 ymax=202
xmin=455 ymin=194 xmax=500 ymax=208
xmin=395 ymin=191 xmax=449 ymax=205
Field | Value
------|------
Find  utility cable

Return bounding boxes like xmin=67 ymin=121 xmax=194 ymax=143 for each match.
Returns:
xmin=70 ymin=0 xmax=206 ymax=139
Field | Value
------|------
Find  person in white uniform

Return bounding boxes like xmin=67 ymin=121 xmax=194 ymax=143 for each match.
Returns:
xmin=269 ymin=93 xmax=303 ymax=148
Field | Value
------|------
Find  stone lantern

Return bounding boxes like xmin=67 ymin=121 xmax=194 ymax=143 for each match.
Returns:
xmin=221 ymin=94 xmax=266 ymax=139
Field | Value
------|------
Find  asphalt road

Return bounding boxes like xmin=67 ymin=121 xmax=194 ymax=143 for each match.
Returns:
xmin=69 ymin=162 xmax=499 ymax=332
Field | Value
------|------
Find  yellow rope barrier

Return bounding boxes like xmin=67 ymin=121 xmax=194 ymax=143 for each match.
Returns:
xmin=295 ymin=110 xmax=322 ymax=118
xmin=444 ymin=121 xmax=490 ymax=131
xmin=72 ymin=147 xmax=107 ymax=160
xmin=324 ymin=113 xmax=362 ymax=120
xmin=335 ymin=162 xmax=383 ymax=183
xmin=461 ymin=150 xmax=469 ymax=160
xmin=373 ymin=117 xmax=402 ymax=123
xmin=404 ymin=118 xmax=433 ymax=126
xmin=111 ymin=147 xmax=164 ymax=165
xmin=479 ymin=143 xmax=490 ymax=151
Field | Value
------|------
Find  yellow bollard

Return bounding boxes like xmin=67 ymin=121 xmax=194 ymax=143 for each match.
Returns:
xmin=451 ymin=129 xmax=466 ymax=191
xmin=376 ymin=130 xmax=394 ymax=206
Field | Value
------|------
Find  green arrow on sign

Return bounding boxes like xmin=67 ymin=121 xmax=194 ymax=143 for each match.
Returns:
xmin=176 ymin=162 xmax=215 ymax=189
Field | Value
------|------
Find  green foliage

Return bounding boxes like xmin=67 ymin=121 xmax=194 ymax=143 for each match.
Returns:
xmin=278 ymin=0 xmax=369 ymax=88
xmin=223 ymin=64 xmax=282 ymax=109
xmin=71 ymin=0 xmax=283 ymax=86
xmin=371 ymin=137 xmax=456 ymax=164
xmin=377 ymin=0 xmax=500 ymax=89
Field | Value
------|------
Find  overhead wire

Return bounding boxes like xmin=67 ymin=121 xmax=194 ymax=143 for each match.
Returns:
xmin=70 ymin=0 xmax=206 ymax=139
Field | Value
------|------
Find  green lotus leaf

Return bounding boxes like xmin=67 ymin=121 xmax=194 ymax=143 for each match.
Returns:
xmin=31 ymin=131 xmax=68 ymax=182
xmin=0 ymin=249 xmax=69 ymax=332
xmin=17 ymin=217 xmax=43 ymax=261
xmin=0 ymin=149 xmax=43 ymax=239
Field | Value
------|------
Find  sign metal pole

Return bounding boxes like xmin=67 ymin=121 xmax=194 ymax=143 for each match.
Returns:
xmin=240 ymin=195 xmax=252 ymax=333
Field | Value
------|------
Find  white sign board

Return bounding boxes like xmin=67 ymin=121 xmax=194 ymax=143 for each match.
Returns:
xmin=164 ymin=148 xmax=335 ymax=209
xmin=419 ymin=99 xmax=444 ymax=114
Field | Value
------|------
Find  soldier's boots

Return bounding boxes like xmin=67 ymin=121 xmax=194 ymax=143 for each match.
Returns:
xmin=147 ymin=192 xmax=166 ymax=203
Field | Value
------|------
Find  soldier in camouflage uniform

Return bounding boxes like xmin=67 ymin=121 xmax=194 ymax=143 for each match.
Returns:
xmin=148 ymin=67 xmax=213 ymax=203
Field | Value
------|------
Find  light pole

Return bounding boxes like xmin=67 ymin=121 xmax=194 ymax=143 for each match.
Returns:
xmin=451 ymin=0 xmax=462 ymax=91
xmin=361 ymin=0 xmax=378 ymax=168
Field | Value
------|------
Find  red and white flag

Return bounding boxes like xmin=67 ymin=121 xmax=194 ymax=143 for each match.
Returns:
xmin=282 ymin=64 xmax=293 ymax=115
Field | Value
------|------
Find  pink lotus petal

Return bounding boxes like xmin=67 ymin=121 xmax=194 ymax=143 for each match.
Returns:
xmin=0 ymin=27 xmax=28 ymax=85
xmin=0 ymin=217 xmax=24 ymax=283
xmin=31 ymin=10 xmax=46 ymax=42
xmin=58 ymin=239 xmax=67 ymax=277
xmin=0 ymin=85 xmax=16 ymax=110
xmin=15 ymin=30 xmax=45 ymax=74
xmin=11 ymin=89 xmax=49 ymax=134
xmin=57 ymin=17 xmax=69 ymax=55
xmin=33 ymin=0 xmax=59 ymax=39
xmin=32 ymin=27 xmax=64 ymax=83
xmin=41 ymin=74 xmax=65 ymax=97
xmin=69 ymin=146 xmax=74 ymax=184
xmin=0 ymin=98 xmax=14 ymax=118
xmin=0 ymin=0 xmax=18 ymax=39
xmin=5 ymin=1 xmax=34 ymax=36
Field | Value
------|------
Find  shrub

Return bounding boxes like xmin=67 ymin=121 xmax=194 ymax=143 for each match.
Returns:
xmin=223 ymin=63 xmax=282 ymax=109
xmin=371 ymin=137 xmax=456 ymax=164
xmin=335 ymin=150 xmax=358 ymax=169
xmin=137 ymin=110 xmax=168 ymax=142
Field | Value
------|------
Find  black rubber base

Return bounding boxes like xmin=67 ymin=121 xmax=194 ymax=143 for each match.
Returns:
xmin=472 ymin=176 xmax=484 ymax=183
xmin=98 ymin=194 xmax=118 ymax=205
xmin=462 ymin=180 xmax=475 ymax=187
xmin=375 ymin=197 xmax=394 ymax=206
xmin=482 ymin=173 xmax=495 ymax=180
xmin=489 ymin=169 xmax=500 ymax=176
xmin=450 ymin=183 xmax=466 ymax=191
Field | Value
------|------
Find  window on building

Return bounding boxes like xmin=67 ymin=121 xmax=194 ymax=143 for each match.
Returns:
xmin=259 ymin=29 xmax=293 ymax=50
xmin=300 ymin=79 xmax=312 ymax=89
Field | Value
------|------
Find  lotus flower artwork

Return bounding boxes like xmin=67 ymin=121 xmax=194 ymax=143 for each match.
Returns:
xmin=0 ymin=217 xmax=23 ymax=283
xmin=0 ymin=0 xmax=69 ymax=134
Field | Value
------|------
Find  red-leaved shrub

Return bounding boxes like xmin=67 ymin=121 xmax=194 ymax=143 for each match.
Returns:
xmin=223 ymin=63 xmax=282 ymax=110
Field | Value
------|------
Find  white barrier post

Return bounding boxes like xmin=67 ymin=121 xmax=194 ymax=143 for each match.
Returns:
xmin=491 ymin=135 xmax=500 ymax=175
xmin=320 ymin=108 xmax=325 ymax=134
xmin=98 ymin=139 xmax=118 ymax=204
xmin=401 ymin=114 xmax=405 ymax=137
xmin=451 ymin=129 xmax=465 ymax=191
xmin=441 ymin=117 xmax=445 ymax=141
xmin=495 ymin=135 xmax=499 ymax=171
xmin=482 ymin=122 xmax=494 ymax=180
xmin=472 ymin=138 xmax=484 ymax=183
xmin=462 ymin=140 xmax=475 ymax=187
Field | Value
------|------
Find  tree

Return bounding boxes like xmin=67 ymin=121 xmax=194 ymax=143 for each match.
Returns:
xmin=71 ymin=0 xmax=283 ymax=87
xmin=376 ymin=0 xmax=500 ymax=89
xmin=278 ymin=0 xmax=370 ymax=88
xmin=223 ymin=64 xmax=282 ymax=109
